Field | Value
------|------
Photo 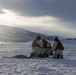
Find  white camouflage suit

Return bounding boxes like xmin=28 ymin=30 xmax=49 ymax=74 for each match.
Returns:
xmin=32 ymin=39 xmax=51 ymax=56
xmin=32 ymin=39 xmax=44 ymax=54
xmin=52 ymin=42 xmax=63 ymax=58
xmin=44 ymin=42 xmax=51 ymax=55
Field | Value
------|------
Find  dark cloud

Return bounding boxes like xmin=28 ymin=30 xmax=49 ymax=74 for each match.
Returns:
xmin=0 ymin=0 xmax=76 ymax=22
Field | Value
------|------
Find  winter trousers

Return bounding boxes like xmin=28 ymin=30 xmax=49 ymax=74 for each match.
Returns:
xmin=53 ymin=49 xmax=63 ymax=59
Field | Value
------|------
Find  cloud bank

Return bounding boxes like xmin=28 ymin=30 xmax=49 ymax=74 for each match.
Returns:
xmin=0 ymin=0 xmax=76 ymax=21
xmin=0 ymin=0 xmax=76 ymax=38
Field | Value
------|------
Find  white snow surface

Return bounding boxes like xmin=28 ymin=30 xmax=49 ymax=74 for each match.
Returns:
xmin=0 ymin=40 xmax=76 ymax=75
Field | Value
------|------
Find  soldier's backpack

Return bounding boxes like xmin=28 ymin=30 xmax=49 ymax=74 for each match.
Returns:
xmin=56 ymin=41 xmax=64 ymax=50
xmin=32 ymin=40 xmax=40 ymax=47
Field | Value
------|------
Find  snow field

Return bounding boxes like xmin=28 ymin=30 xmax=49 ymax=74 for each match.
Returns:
xmin=0 ymin=40 xmax=76 ymax=75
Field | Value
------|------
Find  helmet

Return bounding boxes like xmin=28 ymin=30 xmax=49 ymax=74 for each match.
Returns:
xmin=53 ymin=36 xmax=59 ymax=41
xmin=36 ymin=36 xmax=41 ymax=40
xmin=53 ymin=36 xmax=58 ymax=40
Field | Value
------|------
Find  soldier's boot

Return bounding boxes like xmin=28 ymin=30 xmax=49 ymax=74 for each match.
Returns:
xmin=61 ymin=55 xmax=63 ymax=59
xmin=49 ymin=51 xmax=53 ymax=55
xmin=57 ymin=54 xmax=60 ymax=59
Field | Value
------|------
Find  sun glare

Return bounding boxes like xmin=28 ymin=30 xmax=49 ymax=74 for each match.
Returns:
xmin=0 ymin=9 xmax=17 ymax=24
xmin=0 ymin=9 xmax=61 ymax=28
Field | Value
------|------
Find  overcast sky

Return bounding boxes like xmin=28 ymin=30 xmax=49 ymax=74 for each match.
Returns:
xmin=0 ymin=0 xmax=76 ymax=38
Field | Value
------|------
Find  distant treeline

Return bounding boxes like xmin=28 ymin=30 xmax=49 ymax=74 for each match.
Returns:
xmin=66 ymin=38 xmax=76 ymax=40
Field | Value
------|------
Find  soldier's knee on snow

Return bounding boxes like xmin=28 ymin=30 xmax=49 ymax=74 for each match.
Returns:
xmin=49 ymin=51 xmax=53 ymax=55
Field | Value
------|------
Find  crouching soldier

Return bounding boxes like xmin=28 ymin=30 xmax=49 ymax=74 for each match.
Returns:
xmin=52 ymin=36 xmax=64 ymax=59
xmin=30 ymin=35 xmax=43 ymax=58
xmin=42 ymin=39 xmax=53 ymax=57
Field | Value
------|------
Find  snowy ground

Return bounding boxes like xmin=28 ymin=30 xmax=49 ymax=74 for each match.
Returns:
xmin=0 ymin=40 xmax=76 ymax=75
